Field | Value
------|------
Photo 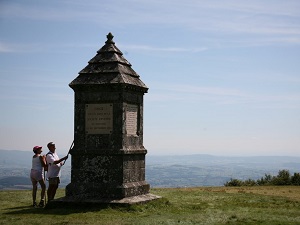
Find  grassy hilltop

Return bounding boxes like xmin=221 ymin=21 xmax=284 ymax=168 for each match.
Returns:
xmin=1 ymin=186 xmax=300 ymax=225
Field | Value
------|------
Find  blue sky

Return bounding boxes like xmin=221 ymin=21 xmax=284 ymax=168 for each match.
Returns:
xmin=0 ymin=0 xmax=299 ymax=156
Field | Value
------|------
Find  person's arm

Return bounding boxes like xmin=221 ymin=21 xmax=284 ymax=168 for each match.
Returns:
xmin=53 ymin=156 xmax=68 ymax=165
xmin=39 ymin=155 xmax=47 ymax=167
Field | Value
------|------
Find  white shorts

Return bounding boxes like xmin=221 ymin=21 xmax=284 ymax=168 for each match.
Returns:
xmin=30 ymin=169 xmax=44 ymax=182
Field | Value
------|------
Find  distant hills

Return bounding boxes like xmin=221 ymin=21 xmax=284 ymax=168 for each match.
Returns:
xmin=0 ymin=149 xmax=35 ymax=167
xmin=146 ymin=154 xmax=300 ymax=187
xmin=1 ymin=149 xmax=300 ymax=189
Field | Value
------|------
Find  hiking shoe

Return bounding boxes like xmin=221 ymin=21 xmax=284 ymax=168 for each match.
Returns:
xmin=38 ymin=200 xmax=45 ymax=208
xmin=32 ymin=202 xmax=37 ymax=208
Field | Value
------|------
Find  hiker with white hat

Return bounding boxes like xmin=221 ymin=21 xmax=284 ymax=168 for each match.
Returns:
xmin=46 ymin=142 xmax=68 ymax=202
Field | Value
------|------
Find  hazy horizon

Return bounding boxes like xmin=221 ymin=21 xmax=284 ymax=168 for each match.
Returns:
xmin=1 ymin=148 xmax=300 ymax=158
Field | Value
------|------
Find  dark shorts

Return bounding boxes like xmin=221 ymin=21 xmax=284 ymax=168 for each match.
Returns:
xmin=48 ymin=177 xmax=60 ymax=185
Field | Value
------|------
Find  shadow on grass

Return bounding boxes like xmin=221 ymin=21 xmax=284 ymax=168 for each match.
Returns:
xmin=4 ymin=197 xmax=170 ymax=215
xmin=4 ymin=203 xmax=124 ymax=215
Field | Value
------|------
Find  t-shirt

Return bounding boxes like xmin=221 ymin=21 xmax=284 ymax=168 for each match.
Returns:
xmin=46 ymin=151 xmax=62 ymax=178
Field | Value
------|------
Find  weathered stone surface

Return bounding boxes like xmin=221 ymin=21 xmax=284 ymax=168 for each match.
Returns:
xmin=51 ymin=193 xmax=162 ymax=207
xmin=65 ymin=33 xmax=159 ymax=203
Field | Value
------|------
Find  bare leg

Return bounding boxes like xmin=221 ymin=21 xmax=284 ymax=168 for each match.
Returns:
xmin=38 ymin=179 xmax=46 ymax=200
xmin=36 ymin=179 xmax=46 ymax=207
xmin=31 ymin=180 xmax=38 ymax=205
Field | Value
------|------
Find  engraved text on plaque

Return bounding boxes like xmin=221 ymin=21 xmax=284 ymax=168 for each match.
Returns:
xmin=85 ymin=104 xmax=113 ymax=134
xmin=126 ymin=104 xmax=138 ymax=135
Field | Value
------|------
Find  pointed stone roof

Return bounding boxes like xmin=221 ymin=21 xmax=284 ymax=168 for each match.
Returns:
xmin=69 ymin=33 xmax=148 ymax=92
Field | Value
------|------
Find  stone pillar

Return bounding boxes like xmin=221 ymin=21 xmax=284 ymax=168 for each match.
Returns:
xmin=65 ymin=33 xmax=158 ymax=203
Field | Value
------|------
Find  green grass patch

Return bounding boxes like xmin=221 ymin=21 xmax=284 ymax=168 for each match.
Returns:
xmin=1 ymin=187 xmax=300 ymax=224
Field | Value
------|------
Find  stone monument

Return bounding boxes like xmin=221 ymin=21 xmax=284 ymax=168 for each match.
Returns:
xmin=64 ymin=33 xmax=159 ymax=204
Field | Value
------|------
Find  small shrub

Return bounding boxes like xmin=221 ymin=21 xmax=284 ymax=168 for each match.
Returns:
xmin=225 ymin=170 xmax=300 ymax=187
xmin=224 ymin=179 xmax=243 ymax=187
xmin=243 ymin=179 xmax=257 ymax=186
xmin=257 ymin=174 xmax=273 ymax=186
xmin=291 ymin=173 xmax=300 ymax=185
xmin=272 ymin=170 xmax=291 ymax=185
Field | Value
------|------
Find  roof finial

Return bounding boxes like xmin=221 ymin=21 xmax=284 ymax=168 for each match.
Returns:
xmin=105 ymin=32 xmax=115 ymax=44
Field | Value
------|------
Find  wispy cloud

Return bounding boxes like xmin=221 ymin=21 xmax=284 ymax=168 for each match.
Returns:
xmin=2 ymin=0 xmax=300 ymax=45
xmin=120 ymin=44 xmax=207 ymax=53
xmin=0 ymin=40 xmax=207 ymax=54
xmin=0 ymin=41 xmax=97 ymax=54
xmin=0 ymin=43 xmax=14 ymax=53
xmin=162 ymin=84 xmax=244 ymax=97
xmin=0 ymin=42 xmax=45 ymax=53
xmin=148 ymin=83 xmax=300 ymax=109
xmin=0 ymin=42 xmax=27 ymax=53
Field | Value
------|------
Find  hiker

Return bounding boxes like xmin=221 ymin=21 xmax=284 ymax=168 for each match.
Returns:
xmin=46 ymin=142 xmax=68 ymax=201
xmin=30 ymin=145 xmax=47 ymax=207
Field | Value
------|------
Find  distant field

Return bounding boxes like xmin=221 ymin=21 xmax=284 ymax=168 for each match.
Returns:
xmin=1 ymin=186 xmax=300 ymax=225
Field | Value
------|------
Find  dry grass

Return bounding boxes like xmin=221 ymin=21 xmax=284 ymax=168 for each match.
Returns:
xmin=1 ymin=186 xmax=300 ymax=225
xmin=193 ymin=186 xmax=300 ymax=200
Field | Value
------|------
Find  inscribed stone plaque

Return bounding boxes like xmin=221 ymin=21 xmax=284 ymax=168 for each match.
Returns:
xmin=126 ymin=104 xmax=138 ymax=135
xmin=85 ymin=104 xmax=113 ymax=134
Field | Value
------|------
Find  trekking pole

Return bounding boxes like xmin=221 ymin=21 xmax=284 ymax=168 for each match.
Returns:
xmin=63 ymin=140 xmax=74 ymax=165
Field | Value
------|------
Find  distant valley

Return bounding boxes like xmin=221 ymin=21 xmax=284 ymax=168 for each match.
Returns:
xmin=1 ymin=149 xmax=300 ymax=189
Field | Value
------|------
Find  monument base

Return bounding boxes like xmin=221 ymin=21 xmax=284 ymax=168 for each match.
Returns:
xmin=47 ymin=193 xmax=162 ymax=207
xmin=66 ymin=181 xmax=150 ymax=199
